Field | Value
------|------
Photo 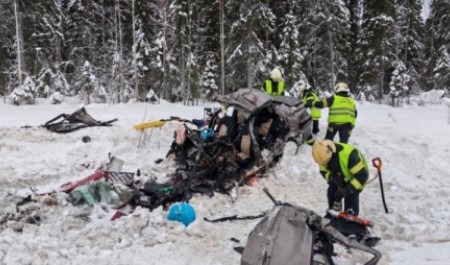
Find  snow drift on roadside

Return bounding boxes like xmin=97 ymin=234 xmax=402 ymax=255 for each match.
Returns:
xmin=1 ymin=100 xmax=450 ymax=265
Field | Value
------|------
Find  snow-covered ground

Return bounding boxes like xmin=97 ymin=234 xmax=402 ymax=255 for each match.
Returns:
xmin=1 ymin=98 xmax=450 ymax=265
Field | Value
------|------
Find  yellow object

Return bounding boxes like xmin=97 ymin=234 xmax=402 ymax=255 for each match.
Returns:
xmin=133 ymin=120 xmax=166 ymax=130
xmin=328 ymin=95 xmax=356 ymax=126
xmin=312 ymin=140 xmax=336 ymax=165
xmin=263 ymin=80 xmax=285 ymax=96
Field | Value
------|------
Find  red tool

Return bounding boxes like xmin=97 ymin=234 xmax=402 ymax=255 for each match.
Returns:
xmin=328 ymin=209 xmax=374 ymax=227
xmin=372 ymin=157 xmax=389 ymax=214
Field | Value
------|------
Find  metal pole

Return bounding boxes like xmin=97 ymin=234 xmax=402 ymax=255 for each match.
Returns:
xmin=447 ymin=106 xmax=450 ymax=125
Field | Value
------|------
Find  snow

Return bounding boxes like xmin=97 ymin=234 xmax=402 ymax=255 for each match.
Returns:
xmin=421 ymin=0 xmax=431 ymax=21
xmin=1 ymin=98 xmax=450 ymax=265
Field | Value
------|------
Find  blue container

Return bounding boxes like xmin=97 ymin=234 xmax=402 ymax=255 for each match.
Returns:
xmin=200 ymin=128 xmax=214 ymax=140
xmin=168 ymin=202 xmax=196 ymax=227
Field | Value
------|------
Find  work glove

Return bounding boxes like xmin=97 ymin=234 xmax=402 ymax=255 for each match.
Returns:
xmin=338 ymin=184 xmax=357 ymax=198
xmin=330 ymin=174 xmax=344 ymax=187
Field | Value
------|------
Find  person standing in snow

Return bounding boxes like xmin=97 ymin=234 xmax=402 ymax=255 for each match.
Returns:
xmin=306 ymin=82 xmax=356 ymax=143
xmin=311 ymin=139 xmax=369 ymax=216
xmin=299 ymin=82 xmax=321 ymax=134
xmin=261 ymin=68 xmax=285 ymax=96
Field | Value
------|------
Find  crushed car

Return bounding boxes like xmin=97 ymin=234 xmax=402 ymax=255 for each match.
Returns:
xmin=156 ymin=88 xmax=312 ymax=202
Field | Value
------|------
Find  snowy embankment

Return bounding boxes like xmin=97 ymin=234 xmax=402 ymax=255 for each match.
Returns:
xmin=0 ymin=99 xmax=449 ymax=265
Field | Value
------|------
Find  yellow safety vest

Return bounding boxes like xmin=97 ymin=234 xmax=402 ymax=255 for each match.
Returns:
xmin=262 ymin=80 xmax=285 ymax=96
xmin=328 ymin=95 xmax=356 ymax=126
xmin=302 ymin=92 xmax=321 ymax=119
xmin=319 ymin=143 xmax=368 ymax=191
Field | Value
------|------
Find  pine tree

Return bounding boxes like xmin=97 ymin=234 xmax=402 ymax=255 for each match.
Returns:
xmin=394 ymin=0 xmax=425 ymax=94
xmin=132 ymin=9 xmax=152 ymax=101
xmin=278 ymin=0 xmax=306 ymax=90
xmin=308 ymin=0 xmax=351 ymax=91
xmin=200 ymin=52 xmax=218 ymax=101
xmin=389 ymin=60 xmax=410 ymax=106
xmin=226 ymin=0 xmax=274 ymax=90
xmin=359 ymin=0 xmax=396 ymax=101
xmin=345 ymin=0 xmax=363 ymax=92
xmin=0 ymin=1 xmax=17 ymax=95
xmin=10 ymin=76 xmax=36 ymax=105
xmin=425 ymin=0 xmax=450 ymax=91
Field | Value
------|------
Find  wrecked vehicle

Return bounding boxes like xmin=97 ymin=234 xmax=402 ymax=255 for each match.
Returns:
xmin=43 ymin=107 xmax=118 ymax=133
xmin=161 ymin=88 xmax=313 ymax=199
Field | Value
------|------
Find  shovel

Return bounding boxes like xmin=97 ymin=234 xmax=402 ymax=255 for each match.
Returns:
xmin=372 ymin=157 xmax=389 ymax=214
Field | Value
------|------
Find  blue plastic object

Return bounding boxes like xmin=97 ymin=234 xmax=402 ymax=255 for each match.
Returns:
xmin=200 ymin=128 xmax=214 ymax=140
xmin=167 ymin=202 xmax=196 ymax=227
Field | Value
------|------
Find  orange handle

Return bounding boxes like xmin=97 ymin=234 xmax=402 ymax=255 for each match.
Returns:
xmin=372 ymin=157 xmax=382 ymax=172
xmin=338 ymin=212 xmax=374 ymax=227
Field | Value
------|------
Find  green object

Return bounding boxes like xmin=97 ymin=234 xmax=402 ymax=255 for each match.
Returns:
xmin=67 ymin=184 xmax=96 ymax=206
xmin=302 ymin=91 xmax=321 ymax=119
xmin=262 ymin=80 xmax=285 ymax=96
xmin=67 ymin=180 xmax=122 ymax=207
xmin=319 ymin=143 xmax=368 ymax=191
xmin=328 ymin=95 xmax=356 ymax=125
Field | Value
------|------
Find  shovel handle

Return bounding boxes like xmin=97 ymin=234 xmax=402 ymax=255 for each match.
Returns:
xmin=372 ymin=157 xmax=382 ymax=172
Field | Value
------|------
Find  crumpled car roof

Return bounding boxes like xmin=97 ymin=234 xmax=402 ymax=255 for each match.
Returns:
xmin=216 ymin=89 xmax=273 ymax=118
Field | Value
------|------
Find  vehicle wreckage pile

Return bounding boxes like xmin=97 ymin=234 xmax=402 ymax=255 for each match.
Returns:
xmin=1 ymin=89 xmax=383 ymax=265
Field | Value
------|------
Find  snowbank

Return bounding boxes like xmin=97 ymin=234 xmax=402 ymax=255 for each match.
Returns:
xmin=1 ymin=101 xmax=450 ymax=265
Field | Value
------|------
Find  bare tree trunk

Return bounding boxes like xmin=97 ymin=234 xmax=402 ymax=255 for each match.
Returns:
xmin=265 ymin=0 xmax=269 ymax=52
xmin=379 ymin=52 xmax=385 ymax=104
xmin=324 ymin=5 xmax=335 ymax=89
xmin=111 ymin=1 xmax=118 ymax=104
xmin=180 ymin=2 xmax=188 ymax=106
xmin=87 ymin=0 xmax=92 ymax=61
xmin=404 ymin=4 xmax=410 ymax=64
xmin=328 ymin=29 xmax=335 ymax=88
xmin=55 ymin=0 xmax=62 ymax=64
xmin=55 ymin=37 xmax=62 ymax=63
xmin=163 ymin=1 xmax=169 ymax=101
xmin=187 ymin=0 xmax=193 ymax=105
xmin=247 ymin=21 xmax=253 ymax=90
xmin=394 ymin=7 xmax=401 ymax=61
xmin=219 ymin=0 xmax=225 ymax=95
xmin=247 ymin=60 xmax=253 ymax=90
xmin=101 ymin=0 xmax=105 ymax=45
xmin=117 ymin=0 xmax=124 ymax=103
xmin=14 ymin=0 xmax=24 ymax=86
xmin=181 ymin=31 xmax=187 ymax=105
xmin=132 ymin=0 xmax=139 ymax=102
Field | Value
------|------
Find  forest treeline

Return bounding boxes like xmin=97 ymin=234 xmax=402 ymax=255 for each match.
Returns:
xmin=0 ymin=0 xmax=449 ymax=104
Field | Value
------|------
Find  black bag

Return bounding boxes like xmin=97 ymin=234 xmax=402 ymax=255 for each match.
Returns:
xmin=138 ymin=181 xmax=185 ymax=210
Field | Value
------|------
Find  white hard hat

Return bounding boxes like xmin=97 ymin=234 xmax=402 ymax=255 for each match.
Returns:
xmin=270 ymin=68 xmax=282 ymax=82
xmin=334 ymin=82 xmax=350 ymax=93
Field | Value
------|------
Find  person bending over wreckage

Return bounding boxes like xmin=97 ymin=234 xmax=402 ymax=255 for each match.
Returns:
xmin=312 ymin=139 xmax=369 ymax=216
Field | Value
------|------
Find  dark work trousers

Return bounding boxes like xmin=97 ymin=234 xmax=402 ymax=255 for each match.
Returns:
xmin=327 ymin=184 xmax=360 ymax=216
xmin=312 ymin=120 xmax=320 ymax=134
xmin=325 ymin=123 xmax=353 ymax=143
